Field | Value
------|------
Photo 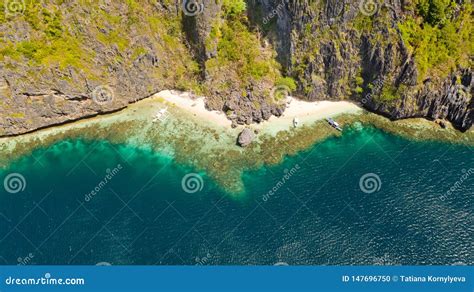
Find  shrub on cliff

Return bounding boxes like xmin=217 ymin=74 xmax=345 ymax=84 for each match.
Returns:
xmin=399 ymin=1 xmax=472 ymax=81
xmin=416 ymin=0 xmax=456 ymax=26
xmin=221 ymin=0 xmax=246 ymax=18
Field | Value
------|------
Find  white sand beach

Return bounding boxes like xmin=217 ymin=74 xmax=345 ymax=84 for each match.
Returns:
xmin=156 ymin=90 xmax=233 ymax=128
xmin=155 ymin=90 xmax=363 ymax=135
xmin=0 ymin=90 xmax=364 ymax=152
xmin=255 ymin=98 xmax=363 ymax=135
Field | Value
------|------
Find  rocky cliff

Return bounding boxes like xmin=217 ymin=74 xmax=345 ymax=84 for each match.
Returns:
xmin=247 ymin=0 xmax=472 ymax=131
xmin=0 ymin=0 xmax=472 ymax=137
xmin=0 ymin=0 xmax=199 ymax=137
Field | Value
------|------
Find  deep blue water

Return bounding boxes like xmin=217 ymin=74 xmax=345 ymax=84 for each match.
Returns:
xmin=0 ymin=127 xmax=472 ymax=265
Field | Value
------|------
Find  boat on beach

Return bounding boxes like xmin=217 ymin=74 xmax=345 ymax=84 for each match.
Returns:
xmin=153 ymin=107 xmax=169 ymax=122
xmin=326 ymin=118 xmax=342 ymax=131
xmin=293 ymin=118 xmax=300 ymax=128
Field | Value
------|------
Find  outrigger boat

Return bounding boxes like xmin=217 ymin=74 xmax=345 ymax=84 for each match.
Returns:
xmin=326 ymin=118 xmax=342 ymax=131
xmin=153 ymin=107 xmax=169 ymax=122
xmin=293 ymin=117 xmax=300 ymax=128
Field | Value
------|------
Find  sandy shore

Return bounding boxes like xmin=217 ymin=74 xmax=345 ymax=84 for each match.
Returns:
xmin=0 ymin=90 xmax=363 ymax=152
xmin=156 ymin=90 xmax=233 ymax=128
xmin=156 ymin=90 xmax=363 ymax=135
xmin=254 ymin=98 xmax=362 ymax=135
xmin=2 ymin=89 xmax=471 ymax=192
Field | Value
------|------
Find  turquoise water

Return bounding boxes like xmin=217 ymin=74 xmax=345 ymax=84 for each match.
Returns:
xmin=0 ymin=127 xmax=472 ymax=265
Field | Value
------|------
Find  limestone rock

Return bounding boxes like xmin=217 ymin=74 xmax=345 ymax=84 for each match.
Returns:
xmin=237 ymin=128 xmax=255 ymax=147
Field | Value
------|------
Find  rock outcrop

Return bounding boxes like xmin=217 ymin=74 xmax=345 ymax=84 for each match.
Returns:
xmin=223 ymin=89 xmax=285 ymax=126
xmin=237 ymin=128 xmax=255 ymax=147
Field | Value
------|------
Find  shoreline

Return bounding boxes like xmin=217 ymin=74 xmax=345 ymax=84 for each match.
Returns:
xmin=1 ymin=89 xmax=473 ymax=194
xmin=1 ymin=89 xmax=472 ymax=156
xmin=2 ymin=88 xmax=470 ymax=141
xmin=156 ymin=90 xmax=363 ymax=135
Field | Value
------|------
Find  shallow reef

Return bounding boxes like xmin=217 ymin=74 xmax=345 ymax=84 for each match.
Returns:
xmin=1 ymin=100 xmax=472 ymax=194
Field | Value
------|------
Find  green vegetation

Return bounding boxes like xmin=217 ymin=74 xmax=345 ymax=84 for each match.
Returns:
xmin=221 ymin=0 xmax=247 ymax=18
xmin=398 ymin=1 xmax=472 ymax=81
xmin=97 ymin=30 xmax=129 ymax=51
xmin=1 ymin=0 xmax=270 ymax=94
xmin=0 ymin=1 xmax=91 ymax=70
xmin=0 ymin=0 xmax=200 ymax=88
xmin=276 ymin=77 xmax=297 ymax=91
xmin=416 ymin=0 xmax=455 ymax=26
xmin=354 ymin=74 xmax=364 ymax=95
xmin=378 ymin=85 xmax=401 ymax=102
xmin=0 ymin=0 xmax=471 ymax=110
xmin=206 ymin=0 xmax=280 ymax=87
xmin=352 ymin=14 xmax=374 ymax=32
